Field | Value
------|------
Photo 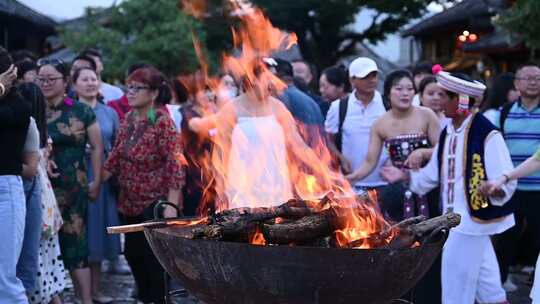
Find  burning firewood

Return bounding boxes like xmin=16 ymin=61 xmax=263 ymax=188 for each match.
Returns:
xmin=346 ymin=213 xmax=461 ymax=249
xmin=259 ymin=206 xmax=380 ymax=245
xmin=191 ymin=192 xmax=335 ymax=241
xmin=260 ymin=209 xmax=337 ymax=244
xmin=190 ymin=188 xmax=461 ymax=249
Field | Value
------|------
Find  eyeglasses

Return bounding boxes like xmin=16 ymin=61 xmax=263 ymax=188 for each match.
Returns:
xmin=515 ymin=76 xmax=540 ymax=82
xmin=35 ymin=76 xmax=64 ymax=84
xmin=126 ymin=85 xmax=150 ymax=93
xmin=37 ymin=58 xmax=64 ymax=68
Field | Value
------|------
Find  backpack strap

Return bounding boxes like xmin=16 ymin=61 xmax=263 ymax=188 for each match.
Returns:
xmin=335 ymin=95 xmax=349 ymax=152
xmin=499 ymin=101 xmax=515 ymax=135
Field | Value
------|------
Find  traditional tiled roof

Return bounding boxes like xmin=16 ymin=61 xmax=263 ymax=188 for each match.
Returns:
xmin=402 ymin=0 xmax=499 ymax=37
xmin=0 ymin=0 xmax=56 ymax=29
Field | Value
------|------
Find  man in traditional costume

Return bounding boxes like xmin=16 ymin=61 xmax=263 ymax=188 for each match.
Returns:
xmin=381 ymin=71 xmax=516 ymax=304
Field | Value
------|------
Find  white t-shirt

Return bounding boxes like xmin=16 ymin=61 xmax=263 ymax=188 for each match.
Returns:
xmin=412 ymin=94 xmax=421 ymax=106
xmin=483 ymin=108 xmax=500 ymax=125
xmin=100 ymin=82 xmax=124 ymax=103
xmin=165 ymin=104 xmax=183 ymax=131
xmin=24 ymin=117 xmax=40 ymax=153
xmin=325 ymin=90 xmax=388 ymax=188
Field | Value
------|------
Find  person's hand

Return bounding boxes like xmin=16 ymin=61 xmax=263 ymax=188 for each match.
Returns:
xmin=88 ymin=182 xmax=100 ymax=201
xmin=404 ymin=149 xmax=425 ymax=170
xmin=479 ymin=177 xmax=506 ymax=198
xmin=380 ymin=166 xmax=407 ymax=184
xmin=0 ymin=65 xmax=17 ymax=94
xmin=163 ymin=205 xmax=182 ymax=218
xmin=47 ymin=159 xmax=60 ymax=178
xmin=339 ymin=155 xmax=352 ymax=175
xmin=188 ymin=117 xmax=203 ymax=132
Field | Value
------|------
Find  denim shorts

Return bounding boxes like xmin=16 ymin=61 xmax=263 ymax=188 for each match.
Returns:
xmin=0 ymin=175 xmax=28 ymax=303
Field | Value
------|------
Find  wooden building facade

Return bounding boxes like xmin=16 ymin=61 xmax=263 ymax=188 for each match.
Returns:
xmin=402 ymin=0 xmax=527 ymax=78
xmin=0 ymin=0 xmax=56 ymax=56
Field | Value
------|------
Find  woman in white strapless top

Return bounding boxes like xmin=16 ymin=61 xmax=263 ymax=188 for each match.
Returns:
xmin=189 ymin=87 xmax=326 ymax=209
xmin=226 ymin=114 xmax=292 ymax=208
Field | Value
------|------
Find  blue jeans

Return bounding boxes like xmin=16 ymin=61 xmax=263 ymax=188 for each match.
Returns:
xmin=0 ymin=175 xmax=28 ymax=303
xmin=17 ymin=176 xmax=42 ymax=292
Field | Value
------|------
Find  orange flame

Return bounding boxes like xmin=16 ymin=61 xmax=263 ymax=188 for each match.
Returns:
xmin=181 ymin=0 xmax=208 ymax=19
xmin=180 ymin=0 xmax=397 ymax=249
xmin=249 ymin=227 xmax=267 ymax=246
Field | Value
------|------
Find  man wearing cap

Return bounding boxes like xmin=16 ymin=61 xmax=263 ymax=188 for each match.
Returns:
xmin=325 ymin=57 xmax=388 ymax=194
xmin=381 ymin=72 xmax=516 ymax=304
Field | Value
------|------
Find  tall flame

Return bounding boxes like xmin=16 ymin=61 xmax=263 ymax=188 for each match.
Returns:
xmin=180 ymin=0 xmax=395 ymax=248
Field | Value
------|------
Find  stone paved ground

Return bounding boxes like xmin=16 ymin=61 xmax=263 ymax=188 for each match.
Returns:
xmin=508 ymin=270 xmax=535 ymax=304
xmin=59 ymin=256 xmax=199 ymax=304
xmin=58 ymin=256 xmax=534 ymax=303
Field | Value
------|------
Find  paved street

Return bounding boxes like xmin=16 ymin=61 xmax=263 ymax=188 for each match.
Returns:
xmin=60 ymin=256 xmax=199 ymax=304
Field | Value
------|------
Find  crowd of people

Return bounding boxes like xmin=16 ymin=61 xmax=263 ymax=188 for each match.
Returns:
xmin=1 ymin=42 xmax=540 ymax=304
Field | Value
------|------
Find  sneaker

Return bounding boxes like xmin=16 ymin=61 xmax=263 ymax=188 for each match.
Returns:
xmin=92 ymin=293 xmax=114 ymax=304
xmin=522 ymin=266 xmax=535 ymax=274
xmin=503 ymin=276 xmax=518 ymax=292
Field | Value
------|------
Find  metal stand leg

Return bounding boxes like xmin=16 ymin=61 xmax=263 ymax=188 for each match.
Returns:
xmin=164 ymin=271 xmax=172 ymax=304
xmin=164 ymin=271 xmax=188 ymax=303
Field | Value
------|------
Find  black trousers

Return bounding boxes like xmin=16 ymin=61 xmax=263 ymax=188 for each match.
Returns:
xmin=402 ymin=253 xmax=442 ymax=304
xmin=494 ymin=190 xmax=540 ymax=282
xmin=123 ymin=214 xmax=166 ymax=304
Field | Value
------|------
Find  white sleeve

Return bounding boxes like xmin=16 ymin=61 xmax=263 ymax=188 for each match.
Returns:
xmin=485 ymin=131 xmax=517 ymax=206
xmin=113 ymin=86 xmax=124 ymax=100
xmin=23 ymin=117 xmax=40 ymax=153
xmin=410 ymin=143 xmax=440 ymax=196
xmin=324 ymin=99 xmax=340 ymax=134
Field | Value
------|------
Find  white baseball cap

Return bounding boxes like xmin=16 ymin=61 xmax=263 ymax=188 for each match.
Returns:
xmin=349 ymin=57 xmax=378 ymax=78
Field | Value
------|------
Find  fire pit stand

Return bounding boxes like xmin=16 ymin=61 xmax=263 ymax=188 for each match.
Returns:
xmin=151 ymin=201 xmax=190 ymax=303
xmin=144 ymin=203 xmax=448 ymax=304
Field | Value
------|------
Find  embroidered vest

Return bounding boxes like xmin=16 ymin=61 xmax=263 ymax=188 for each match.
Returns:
xmin=437 ymin=114 xmax=514 ymax=221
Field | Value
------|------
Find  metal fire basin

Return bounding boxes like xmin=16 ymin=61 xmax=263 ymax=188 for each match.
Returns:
xmin=144 ymin=222 xmax=446 ymax=304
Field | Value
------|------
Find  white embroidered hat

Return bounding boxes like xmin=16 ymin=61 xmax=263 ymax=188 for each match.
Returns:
xmin=436 ymin=71 xmax=486 ymax=112
xmin=436 ymin=71 xmax=486 ymax=99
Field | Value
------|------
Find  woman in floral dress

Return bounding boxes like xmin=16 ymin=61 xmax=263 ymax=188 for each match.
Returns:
xmin=20 ymin=82 xmax=66 ymax=304
xmin=74 ymin=66 xmax=121 ymax=303
xmin=37 ymin=60 xmax=103 ymax=304
xmin=103 ymin=66 xmax=185 ymax=303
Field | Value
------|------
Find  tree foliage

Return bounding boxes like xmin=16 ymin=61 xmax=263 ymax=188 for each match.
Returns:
xmin=495 ymin=0 xmax=540 ymax=57
xmin=245 ymin=0 xmax=454 ymax=67
xmin=61 ymin=0 xmax=211 ymax=80
xmin=62 ymin=0 xmax=453 ymax=79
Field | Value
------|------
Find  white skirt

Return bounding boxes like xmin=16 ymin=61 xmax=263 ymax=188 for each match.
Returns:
xmin=28 ymin=236 xmax=66 ymax=304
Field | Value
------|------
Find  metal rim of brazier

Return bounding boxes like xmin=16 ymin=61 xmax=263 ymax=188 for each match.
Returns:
xmin=144 ymin=221 xmax=446 ymax=304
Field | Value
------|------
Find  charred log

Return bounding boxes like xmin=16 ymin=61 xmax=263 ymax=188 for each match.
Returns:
xmin=191 ymin=193 xmax=335 ymax=240
xmin=346 ymin=213 xmax=461 ymax=249
xmin=260 ymin=210 xmax=334 ymax=244
xmin=260 ymin=206 xmax=378 ymax=245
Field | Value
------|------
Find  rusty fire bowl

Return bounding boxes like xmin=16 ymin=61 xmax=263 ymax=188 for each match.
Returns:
xmin=144 ymin=222 xmax=446 ymax=304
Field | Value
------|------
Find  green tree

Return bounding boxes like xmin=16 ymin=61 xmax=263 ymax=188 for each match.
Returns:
xmin=495 ymin=0 xmax=540 ymax=58
xmin=202 ymin=0 xmax=455 ymax=68
xmin=61 ymin=0 xmax=211 ymax=80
